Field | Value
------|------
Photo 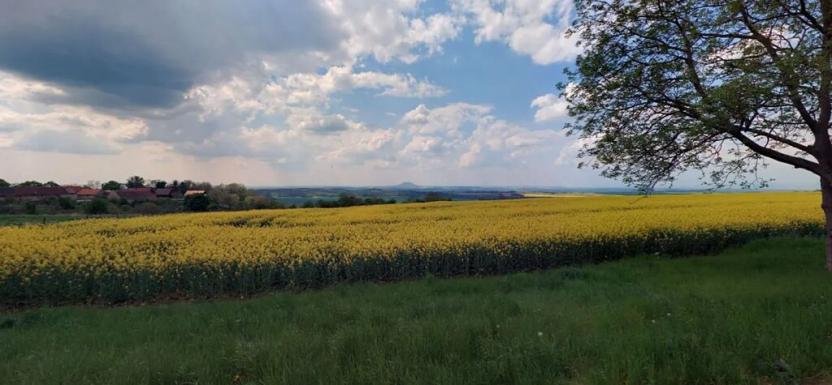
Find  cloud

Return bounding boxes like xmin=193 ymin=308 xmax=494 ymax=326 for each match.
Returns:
xmin=531 ymin=82 xmax=575 ymax=122
xmin=186 ymin=65 xmax=446 ymax=121
xmin=164 ymin=65 xmax=446 ymax=156
xmin=452 ymin=0 xmax=580 ymax=65
xmin=398 ymin=103 xmax=562 ymax=168
xmin=287 ymin=113 xmax=356 ymax=134
xmin=0 ymin=0 xmax=343 ymax=108
xmin=317 ymin=128 xmax=398 ymax=164
xmin=401 ymin=135 xmax=446 ymax=155
xmin=324 ymin=0 xmax=463 ymax=63
xmin=401 ymin=103 xmax=492 ymax=135
xmin=531 ymin=94 xmax=568 ymax=122
xmin=15 ymin=130 xmax=120 ymax=155
xmin=281 ymin=65 xmax=447 ymax=101
xmin=0 ymin=1 xmax=592 ymax=186
xmin=459 ymin=119 xmax=561 ymax=167
xmin=554 ymin=134 xmax=601 ymax=166
xmin=0 ymin=72 xmax=149 ymax=154
xmin=0 ymin=0 xmax=457 ymax=111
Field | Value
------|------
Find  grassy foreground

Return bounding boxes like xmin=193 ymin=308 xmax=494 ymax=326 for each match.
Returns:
xmin=2 ymin=238 xmax=832 ymax=385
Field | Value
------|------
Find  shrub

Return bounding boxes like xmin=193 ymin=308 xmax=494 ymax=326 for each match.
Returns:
xmin=58 ymin=197 xmax=76 ymax=210
xmin=23 ymin=201 xmax=37 ymax=215
xmin=184 ymin=194 xmax=212 ymax=212
xmin=135 ymin=202 xmax=160 ymax=215
xmin=85 ymin=198 xmax=110 ymax=215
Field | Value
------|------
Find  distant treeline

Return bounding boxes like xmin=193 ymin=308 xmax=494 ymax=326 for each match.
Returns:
xmin=0 ymin=176 xmax=453 ymax=217
xmin=300 ymin=192 xmax=451 ymax=208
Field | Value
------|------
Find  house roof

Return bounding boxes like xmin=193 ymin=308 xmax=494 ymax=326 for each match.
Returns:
xmin=5 ymin=187 xmax=71 ymax=198
xmin=184 ymin=190 xmax=205 ymax=196
xmin=76 ymin=188 xmax=102 ymax=196
xmin=114 ymin=189 xmax=157 ymax=201
xmin=154 ymin=188 xmax=173 ymax=196
xmin=63 ymin=185 xmax=84 ymax=194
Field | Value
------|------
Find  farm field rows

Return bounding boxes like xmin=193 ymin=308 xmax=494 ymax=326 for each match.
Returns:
xmin=0 ymin=192 xmax=824 ymax=306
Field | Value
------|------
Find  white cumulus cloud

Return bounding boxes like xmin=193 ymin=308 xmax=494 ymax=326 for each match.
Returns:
xmin=452 ymin=0 xmax=580 ymax=65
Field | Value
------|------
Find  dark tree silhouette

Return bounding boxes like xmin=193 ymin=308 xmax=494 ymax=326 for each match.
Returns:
xmin=102 ymin=181 xmax=122 ymax=191
xmin=126 ymin=176 xmax=145 ymax=188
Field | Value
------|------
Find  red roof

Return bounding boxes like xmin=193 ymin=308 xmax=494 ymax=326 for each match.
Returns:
xmin=76 ymin=188 xmax=102 ymax=196
xmin=154 ymin=188 xmax=174 ymax=197
xmin=63 ymin=185 xmax=84 ymax=194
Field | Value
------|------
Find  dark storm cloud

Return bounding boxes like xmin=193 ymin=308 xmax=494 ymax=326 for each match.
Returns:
xmin=0 ymin=0 xmax=343 ymax=108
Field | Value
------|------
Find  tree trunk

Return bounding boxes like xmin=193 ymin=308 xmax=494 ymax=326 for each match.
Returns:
xmin=821 ymin=178 xmax=832 ymax=271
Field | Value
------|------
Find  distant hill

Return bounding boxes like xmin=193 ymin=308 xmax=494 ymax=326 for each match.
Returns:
xmin=390 ymin=182 xmax=419 ymax=189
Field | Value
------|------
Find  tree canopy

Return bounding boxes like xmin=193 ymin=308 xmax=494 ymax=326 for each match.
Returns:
xmin=566 ymin=0 xmax=831 ymax=190
xmin=102 ymin=181 xmax=122 ymax=191
xmin=126 ymin=176 xmax=145 ymax=188
xmin=567 ymin=0 xmax=832 ymax=269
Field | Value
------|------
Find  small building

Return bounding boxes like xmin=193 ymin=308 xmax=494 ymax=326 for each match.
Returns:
xmin=62 ymin=185 xmax=84 ymax=194
xmin=112 ymin=188 xmax=157 ymax=203
xmin=75 ymin=188 xmax=103 ymax=201
xmin=8 ymin=187 xmax=73 ymax=200
xmin=0 ymin=188 xmax=14 ymax=199
xmin=154 ymin=188 xmax=174 ymax=198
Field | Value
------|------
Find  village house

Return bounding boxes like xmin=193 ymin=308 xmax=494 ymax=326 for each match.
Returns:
xmin=0 ymin=186 xmax=74 ymax=200
xmin=63 ymin=186 xmax=84 ymax=194
xmin=154 ymin=188 xmax=183 ymax=199
xmin=75 ymin=188 xmax=103 ymax=201
xmin=1 ymin=184 xmax=194 ymax=203
xmin=110 ymin=188 xmax=157 ymax=203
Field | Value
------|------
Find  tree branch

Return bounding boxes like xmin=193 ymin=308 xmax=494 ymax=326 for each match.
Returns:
xmin=730 ymin=130 xmax=821 ymax=174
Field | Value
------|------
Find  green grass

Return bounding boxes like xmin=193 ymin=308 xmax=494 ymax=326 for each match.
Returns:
xmin=2 ymin=238 xmax=831 ymax=385
xmin=0 ymin=214 xmax=83 ymax=226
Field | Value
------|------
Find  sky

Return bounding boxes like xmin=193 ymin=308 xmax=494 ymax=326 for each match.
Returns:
xmin=0 ymin=0 xmax=819 ymax=189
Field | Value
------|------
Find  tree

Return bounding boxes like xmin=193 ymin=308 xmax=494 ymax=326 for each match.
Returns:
xmin=207 ymin=184 xmax=247 ymax=210
xmin=153 ymin=180 xmax=167 ymax=189
xmin=135 ymin=202 xmax=160 ymax=215
xmin=126 ymin=176 xmax=145 ymax=188
xmin=184 ymin=194 xmax=212 ymax=212
xmin=17 ymin=181 xmax=42 ymax=187
xmin=102 ymin=180 xmax=122 ymax=190
xmin=567 ymin=1 xmax=832 ymax=270
xmin=176 ymin=180 xmax=193 ymax=194
xmin=0 ymin=178 xmax=8 ymax=188
xmin=85 ymin=198 xmax=110 ymax=214
xmin=57 ymin=197 xmax=76 ymax=210
xmin=43 ymin=181 xmax=60 ymax=187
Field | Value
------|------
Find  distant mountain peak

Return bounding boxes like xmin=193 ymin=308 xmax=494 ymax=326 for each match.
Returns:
xmin=392 ymin=182 xmax=419 ymax=189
